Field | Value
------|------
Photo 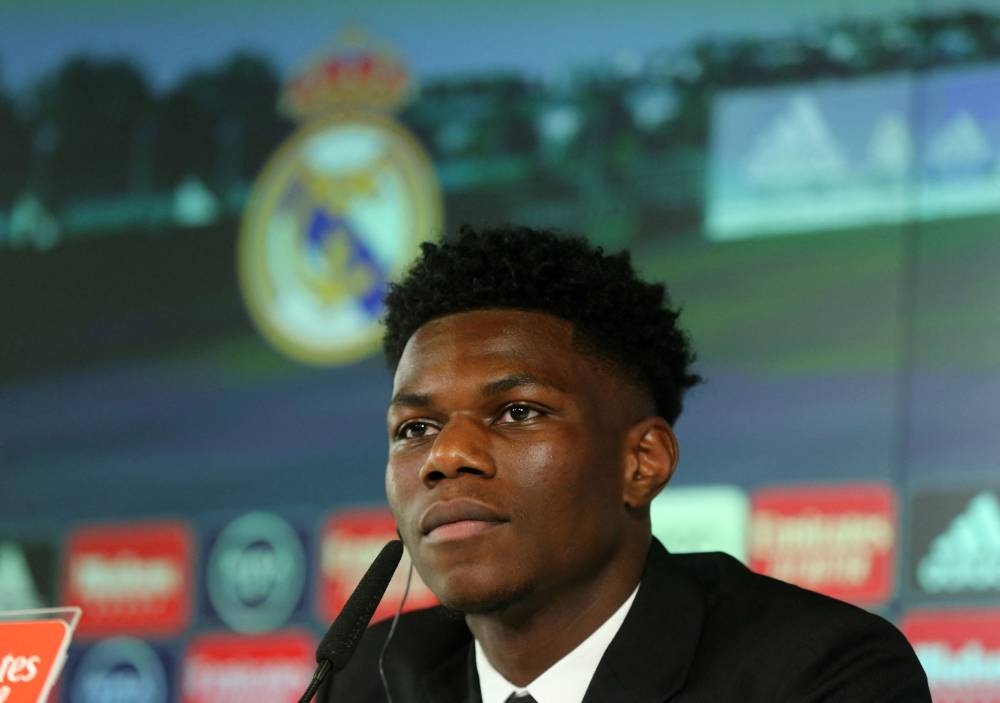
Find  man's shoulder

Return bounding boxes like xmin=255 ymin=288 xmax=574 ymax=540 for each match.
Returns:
xmin=669 ymin=552 xmax=876 ymax=624
xmin=671 ymin=550 xmax=890 ymax=630
xmin=317 ymin=606 xmax=471 ymax=703
xmin=665 ymin=551 xmax=930 ymax=701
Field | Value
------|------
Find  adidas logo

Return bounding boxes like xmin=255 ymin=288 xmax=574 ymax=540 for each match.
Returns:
xmin=867 ymin=112 xmax=913 ymax=176
xmin=744 ymin=94 xmax=848 ymax=189
xmin=0 ymin=542 xmax=45 ymax=610
xmin=927 ymin=111 xmax=993 ymax=172
xmin=917 ymin=491 xmax=1000 ymax=593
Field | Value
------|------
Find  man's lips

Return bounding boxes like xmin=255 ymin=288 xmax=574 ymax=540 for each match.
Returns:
xmin=419 ymin=499 xmax=508 ymax=538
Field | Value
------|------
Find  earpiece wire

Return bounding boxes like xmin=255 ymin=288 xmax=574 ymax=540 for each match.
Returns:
xmin=378 ymin=557 xmax=414 ymax=703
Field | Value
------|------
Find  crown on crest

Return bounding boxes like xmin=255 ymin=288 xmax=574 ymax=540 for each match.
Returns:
xmin=280 ymin=27 xmax=412 ymax=121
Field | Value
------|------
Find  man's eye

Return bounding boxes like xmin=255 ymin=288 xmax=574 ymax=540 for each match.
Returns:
xmin=397 ymin=421 xmax=438 ymax=439
xmin=498 ymin=405 xmax=541 ymax=423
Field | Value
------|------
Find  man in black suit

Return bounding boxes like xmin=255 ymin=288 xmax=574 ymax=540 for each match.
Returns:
xmin=321 ymin=226 xmax=930 ymax=702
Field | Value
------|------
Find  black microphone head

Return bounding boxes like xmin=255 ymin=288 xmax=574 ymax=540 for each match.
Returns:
xmin=316 ymin=539 xmax=404 ymax=671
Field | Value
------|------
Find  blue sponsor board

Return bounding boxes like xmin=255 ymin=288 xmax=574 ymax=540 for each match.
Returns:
xmin=707 ymin=64 xmax=1000 ymax=240
xmin=200 ymin=511 xmax=311 ymax=634
xmin=61 ymin=638 xmax=175 ymax=703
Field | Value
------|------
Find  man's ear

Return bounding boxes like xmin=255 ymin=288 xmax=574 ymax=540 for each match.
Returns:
xmin=622 ymin=417 xmax=678 ymax=510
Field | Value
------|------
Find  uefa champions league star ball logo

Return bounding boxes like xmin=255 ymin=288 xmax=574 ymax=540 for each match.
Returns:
xmin=239 ymin=28 xmax=442 ymax=365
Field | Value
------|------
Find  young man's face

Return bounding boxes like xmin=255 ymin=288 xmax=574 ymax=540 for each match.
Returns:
xmin=385 ymin=309 xmax=649 ymax=614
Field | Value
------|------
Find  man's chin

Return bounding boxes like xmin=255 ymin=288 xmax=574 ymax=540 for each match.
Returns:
xmin=433 ymin=579 xmax=535 ymax=616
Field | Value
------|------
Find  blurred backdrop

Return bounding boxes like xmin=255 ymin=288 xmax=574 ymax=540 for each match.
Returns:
xmin=2 ymin=1 xmax=1000 ymax=701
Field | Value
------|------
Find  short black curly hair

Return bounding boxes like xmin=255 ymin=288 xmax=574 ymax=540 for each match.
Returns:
xmin=382 ymin=225 xmax=701 ymax=424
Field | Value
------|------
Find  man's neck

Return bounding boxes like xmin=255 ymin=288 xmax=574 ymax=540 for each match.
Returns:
xmin=465 ymin=538 xmax=648 ymax=687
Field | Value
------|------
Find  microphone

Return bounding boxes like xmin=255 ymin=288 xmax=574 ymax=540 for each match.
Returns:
xmin=298 ymin=539 xmax=404 ymax=703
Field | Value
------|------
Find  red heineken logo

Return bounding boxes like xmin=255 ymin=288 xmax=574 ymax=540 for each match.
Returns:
xmin=63 ymin=521 xmax=193 ymax=637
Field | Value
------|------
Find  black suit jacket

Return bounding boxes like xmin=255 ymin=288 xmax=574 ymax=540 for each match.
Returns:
xmin=319 ymin=540 xmax=930 ymax=702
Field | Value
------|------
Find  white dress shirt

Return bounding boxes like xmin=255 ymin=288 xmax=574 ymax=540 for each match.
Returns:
xmin=474 ymin=584 xmax=640 ymax=703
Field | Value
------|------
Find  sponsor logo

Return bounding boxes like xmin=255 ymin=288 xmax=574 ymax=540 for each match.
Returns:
xmin=749 ymin=483 xmax=896 ymax=605
xmin=63 ymin=522 xmax=193 ymax=637
xmin=902 ymin=609 xmax=1000 ymax=703
xmin=239 ymin=28 xmax=442 ymax=366
xmin=868 ymin=112 xmax=913 ymax=176
xmin=744 ymin=94 xmax=848 ymax=190
xmin=318 ymin=508 xmax=437 ymax=623
xmin=205 ymin=512 xmax=307 ymax=633
xmin=0 ymin=539 xmax=54 ymax=611
xmin=66 ymin=637 xmax=169 ymax=703
xmin=181 ymin=631 xmax=315 ymax=703
xmin=708 ymin=65 xmax=1000 ymax=240
xmin=914 ymin=490 xmax=1000 ymax=597
xmin=650 ymin=485 xmax=749 ymax=561
xmin=926 ymin=111 xmax=992 ymax=175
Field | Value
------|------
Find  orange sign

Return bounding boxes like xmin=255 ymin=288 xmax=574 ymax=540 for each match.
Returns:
xmin=0 ymin=619 xmax=71 ymax=703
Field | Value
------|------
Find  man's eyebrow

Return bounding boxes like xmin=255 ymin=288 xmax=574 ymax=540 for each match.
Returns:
xmin=481 ymin=373 xmax=563 ymax=397
xmin=389 ymin=374 xmax=563 ymax=408
xmin=389 ymin=391 xmax=432 ymax=409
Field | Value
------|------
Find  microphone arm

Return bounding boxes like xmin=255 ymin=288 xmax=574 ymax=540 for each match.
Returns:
xmin=298 ymin=539 xmax=405 ymax=703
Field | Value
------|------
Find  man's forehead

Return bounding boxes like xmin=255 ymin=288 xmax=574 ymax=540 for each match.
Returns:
xmin=392 ymin=309 xmax=581 ymax=389
xmin=419 ymin=308 xmax=571 ymax=340
xmin=403 ymin=310 xmax=574 ymax=358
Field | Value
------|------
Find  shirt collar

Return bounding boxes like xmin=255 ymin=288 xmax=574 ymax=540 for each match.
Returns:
xmin=474 ymin=584 xmax=640 ymax=703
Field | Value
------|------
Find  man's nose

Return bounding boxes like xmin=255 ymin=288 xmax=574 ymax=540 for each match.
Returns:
xmin=419 ymin=416 xmax=496 ymax=486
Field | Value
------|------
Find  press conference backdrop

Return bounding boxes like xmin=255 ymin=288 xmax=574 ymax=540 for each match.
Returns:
xmin=2 ymin=1 xmax=999 ymax=701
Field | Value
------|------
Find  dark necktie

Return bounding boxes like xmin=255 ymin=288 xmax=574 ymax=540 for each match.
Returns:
xmin=504 ymin=694 xmax=538 ymax=703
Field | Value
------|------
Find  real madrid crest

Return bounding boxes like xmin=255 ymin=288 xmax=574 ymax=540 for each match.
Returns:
xmin=239 ymin=29 xmax=442 ymax=365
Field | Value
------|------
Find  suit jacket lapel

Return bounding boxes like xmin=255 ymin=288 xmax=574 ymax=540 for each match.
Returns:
xmin=582 ymin=540 xmax=705 ymax=703
xmin=419 ymin=540 xmax=703 ymax=703
xmin=422 ymin=642 xmax=482 ymax=703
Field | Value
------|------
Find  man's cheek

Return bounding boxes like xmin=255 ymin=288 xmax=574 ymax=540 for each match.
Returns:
xmin=500 ymin=442 xmax=565 ymax=483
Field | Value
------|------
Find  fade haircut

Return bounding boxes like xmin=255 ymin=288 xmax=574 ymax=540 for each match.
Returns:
xmin=382 ymin=225 xmax=701 ymax=423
